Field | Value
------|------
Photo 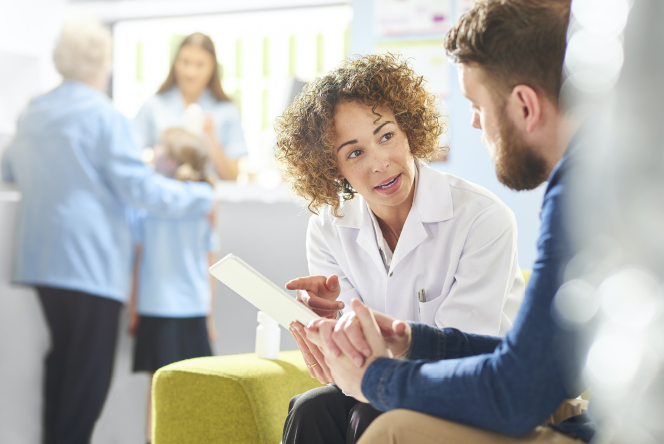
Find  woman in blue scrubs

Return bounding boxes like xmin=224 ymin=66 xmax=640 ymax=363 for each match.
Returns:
xmin=1 ymin=19 xmax=213 ymax=444
xmin=134 ymin=32 xmax=247 ymax=180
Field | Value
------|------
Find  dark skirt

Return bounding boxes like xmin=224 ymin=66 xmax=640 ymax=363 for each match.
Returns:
xmin=133 ymin=315 xmax=212 ymax=373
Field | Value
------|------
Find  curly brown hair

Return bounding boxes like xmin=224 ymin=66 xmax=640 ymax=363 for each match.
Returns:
xmin=275 ymin=53 xmax=446 ymax=217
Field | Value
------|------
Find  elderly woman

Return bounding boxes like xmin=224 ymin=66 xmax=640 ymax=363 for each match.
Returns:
xmin=1 ymin=18 xmax=213 ymax=443
xmin=275 ymin=54 xmax=525 ymax=444
xmin=134 ymin=32 xmax=247 ymax=181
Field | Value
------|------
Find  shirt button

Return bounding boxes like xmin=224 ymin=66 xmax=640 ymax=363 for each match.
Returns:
xmin=389 ymin=272 xmax=393 ymax=277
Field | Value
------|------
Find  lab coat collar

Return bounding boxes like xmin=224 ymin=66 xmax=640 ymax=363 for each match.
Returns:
xmin=332 ymin=163 xmax=454 ymax=229
xmin=413 ymin=163 xmax=454 ymax=223
xmin=332 ymin=163 xmax=454 ymax=272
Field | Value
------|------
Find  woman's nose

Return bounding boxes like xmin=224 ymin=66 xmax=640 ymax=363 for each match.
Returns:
xmin=371 ymin=151 xmax=389 ymax=172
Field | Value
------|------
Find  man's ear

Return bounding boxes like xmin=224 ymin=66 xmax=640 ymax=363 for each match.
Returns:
xmin=510 ymin=85 xmax=541 ymax=133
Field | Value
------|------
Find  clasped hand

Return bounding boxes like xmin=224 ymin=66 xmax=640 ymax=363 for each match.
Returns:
xmin=287 ymin=275 xmax=412 ymax=397
xmin=287 ymin=274 xmax=345 ymax=384
xmin=305 ymin=298 xmax=412 ymax=402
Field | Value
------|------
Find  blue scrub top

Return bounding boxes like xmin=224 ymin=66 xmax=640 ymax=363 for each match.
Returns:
xmin=133 ymin=87 xmax=248 ymax=159
xmin=1 ymin=80 xmax=213 ymax=302
xmin=132 ymin=213 xmax=219 ymax=317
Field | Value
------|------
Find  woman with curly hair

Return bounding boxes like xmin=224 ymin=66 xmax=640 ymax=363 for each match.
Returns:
xmin=276 ymin=53 xmax=525 ymax=444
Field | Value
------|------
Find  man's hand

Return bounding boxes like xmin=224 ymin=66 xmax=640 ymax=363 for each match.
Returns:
xmin=305 ymin=299 xmax=392 ymax=402
xmin=286 ymin=275 xmax=344 ymax=319
xmin=307 ymin=302 xmax=412 ymax=367
xmin=290 ymin=322 xmax=334 ymax=383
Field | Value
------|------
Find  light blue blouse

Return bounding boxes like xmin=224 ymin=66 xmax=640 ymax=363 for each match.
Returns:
xmin=133 ymin=213 xmax=219 ymax=317
xmin=133 ymin=87 xmax=248 ymax=159
xmin=1 ymin=80 xmax=214 ymax=302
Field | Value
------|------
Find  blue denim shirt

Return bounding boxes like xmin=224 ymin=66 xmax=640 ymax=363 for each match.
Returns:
xmin=361 ymin=134 xmax=595 ymax=441
xmin=1 ymin=81 xmax=213 ymax=302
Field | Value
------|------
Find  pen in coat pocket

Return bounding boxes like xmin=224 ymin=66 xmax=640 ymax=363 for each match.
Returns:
xmin=418 ymin=289 xmax=426 ymax=303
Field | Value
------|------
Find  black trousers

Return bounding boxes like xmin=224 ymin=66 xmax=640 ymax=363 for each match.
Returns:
xmin=283 ymin=385 xmax=383 ymax=444
xmin=37 ymin=286 xmax=122 ymax=444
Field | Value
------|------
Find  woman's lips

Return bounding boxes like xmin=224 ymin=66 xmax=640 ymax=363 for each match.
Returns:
xmin=374 ymin=173 xmax=402 ymax=196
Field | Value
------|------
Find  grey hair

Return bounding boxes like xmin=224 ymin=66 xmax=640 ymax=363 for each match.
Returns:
xmin=53 ymin=16 xmax=112 ymax=82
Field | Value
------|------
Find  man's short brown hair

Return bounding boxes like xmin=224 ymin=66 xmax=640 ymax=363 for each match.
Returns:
xmin=445 ymin=0 xmax=571 ymax=105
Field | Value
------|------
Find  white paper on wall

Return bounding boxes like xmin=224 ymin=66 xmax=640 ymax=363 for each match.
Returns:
xmin=374 ymin=0 xmax=453 ymax=37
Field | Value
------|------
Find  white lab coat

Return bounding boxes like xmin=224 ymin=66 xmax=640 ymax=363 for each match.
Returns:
xmin=306 ymin=164 xmax=525 ymax=336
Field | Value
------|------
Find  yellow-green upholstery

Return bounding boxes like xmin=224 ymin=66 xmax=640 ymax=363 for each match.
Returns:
xmin=153 ymin=351 xmax=324 ymax=444
xmin=153 ymin=271 xmax=532 ymax=443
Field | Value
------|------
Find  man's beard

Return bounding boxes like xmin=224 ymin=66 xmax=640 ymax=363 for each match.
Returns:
xmin=486 ymin=112 xmax=549 ymax=191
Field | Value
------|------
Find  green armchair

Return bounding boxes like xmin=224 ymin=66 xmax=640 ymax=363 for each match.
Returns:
xmin=153 ymin=350 xmax=322 ymax=444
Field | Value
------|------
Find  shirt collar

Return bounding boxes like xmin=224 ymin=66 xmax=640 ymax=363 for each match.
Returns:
xmin=167 ymin=86 xmax=214 ymax=108
xmin=545 ymin=119 xmax=588 ymax=194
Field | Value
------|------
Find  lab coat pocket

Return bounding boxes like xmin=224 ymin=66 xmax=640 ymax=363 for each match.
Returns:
xmin=418 ymin=295 xmax=444 ymax=326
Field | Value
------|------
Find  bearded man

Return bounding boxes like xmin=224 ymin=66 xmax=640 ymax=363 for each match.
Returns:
xmin=302 ymin=0 xmax=598 ymax=442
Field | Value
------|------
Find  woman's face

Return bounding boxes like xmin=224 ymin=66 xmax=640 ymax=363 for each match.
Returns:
xmin=173 ymin=45 xmax=215 ymax=98
xmin=334 ymin=101 xmax=416 ymax=215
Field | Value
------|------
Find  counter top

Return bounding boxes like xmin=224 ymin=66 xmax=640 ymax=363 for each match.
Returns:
xmin=1 ymin=181 xmax=307 ymax=206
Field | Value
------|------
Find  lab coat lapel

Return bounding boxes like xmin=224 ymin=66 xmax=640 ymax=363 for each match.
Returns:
xmin=356 ymin=213 xmax=387 ymax=272
xmin=334 ymin=197 xmax=386 ymax=272
xmin=390 ymin=209 xmax=427 ymax=272
xmin=389 ymin=165 xmax=454 ymax=271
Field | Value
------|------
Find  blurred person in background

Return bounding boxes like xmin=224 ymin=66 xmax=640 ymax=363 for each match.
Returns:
xmin=301 ymin=1 xmax=600 ymax=443
xmin=0 ymin=17 xmax=213 ymax=444
xmin=128 ymin=128 xmax=219 ymax=444
xmin=133 ymin=32 xmax=247 ymax=181
xmin=275 ymin=53 xmax=525 ymax=444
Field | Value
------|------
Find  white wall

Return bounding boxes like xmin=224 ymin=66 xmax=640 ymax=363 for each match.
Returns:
xmin=0 ymin=0 xmax=66 ymax=137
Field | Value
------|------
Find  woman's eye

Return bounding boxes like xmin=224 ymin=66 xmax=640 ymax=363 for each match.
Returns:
xmin=380 ymin=132 xmax=395 ymax=143
xmin=347 ymin=149 xmax=362 ymax=159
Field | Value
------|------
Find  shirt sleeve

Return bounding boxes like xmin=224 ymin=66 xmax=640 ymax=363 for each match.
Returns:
xmin=434 ymin=202 xmax=524 ymax=335
xmin=101 ymin=109 xmax=213 ymax=218
xmin=218 ymin=104 xmax=248 ymax=159
xmin=207 ymin=226 xmax=221 ymax=253
xmin=306 ymin=213 xmax=362 ymax=308
xmin=360 ymin=180 xmax=574 ymax=437
xmin=405 ymin=322 xmax=503 ymax=361
xmin=125 ymin=208 xmax=145 ymax=245
xmin=132 ymin=100 xmax=156 ymax=149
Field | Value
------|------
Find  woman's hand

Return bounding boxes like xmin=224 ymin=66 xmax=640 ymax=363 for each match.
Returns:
xmin=203 ymin=115 xmax=240 ymax=181
xmin=203 ymin=115 xmax=217 ymax=143
xmin=304 ymin=299 xmax=393 ymax=401
xmin=286 ymin=275 xmax=344 ymax=319
xmin=290 ymin=322 xmax=334 ymax=384
xmin=306 ymin=300 xmax=412 ymax=367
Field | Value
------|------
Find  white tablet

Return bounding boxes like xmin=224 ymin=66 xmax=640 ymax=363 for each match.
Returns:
xmin=208 ymin=254 xmax=320 ymax=329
